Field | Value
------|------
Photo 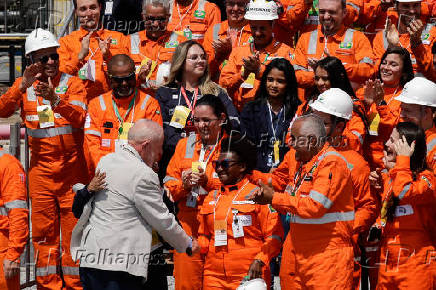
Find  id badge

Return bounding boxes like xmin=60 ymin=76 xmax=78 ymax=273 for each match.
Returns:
xmin=232 ymin=211 xmax=244 ymax=238
xmin=273 ymin=140 xmax=280 ymax=165
xmin=155 ymin=62 xmax=171 ymax=86
xmin=186 ymin=192 xmax=197 ymax=208
xmin=192 ymin=161 xmax=206 ymax=173
xmin=241 ymin=72 xmax=255 ymax=89
xmin=87 ymin=59 xmax=96 ymax=82
xmin=119 ymin=122 xmax=133 ymax=140
xmin=170 ymin=106 xmax=191 ymax=129
xmin=369 ymin=112 xmax=380 ymax=136
xmin=214 ymin=219 xmax=228 ymax=246
xmin=183 ymin=27 xmax=193 ymax=40
xmin=37 ymin=105 xmax=55 ymax=128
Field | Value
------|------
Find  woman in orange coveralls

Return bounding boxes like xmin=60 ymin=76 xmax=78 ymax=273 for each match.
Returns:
xmin=164 ymin=95 xmax=232 ymax=290
xmin=369 ymin=122 xmax=436 ymax=289
xmin=198 ymin=135 xmax=283 ymax=289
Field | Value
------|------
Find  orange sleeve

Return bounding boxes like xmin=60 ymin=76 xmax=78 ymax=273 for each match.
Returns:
xmin=360 ymin=0 xmax=383 ymax=26
xmin=390 ymin=155 xmax=436 ymax=205
xmin=219 ymin=48 xmax=245 ymax=92
xmin=206 ymin=2 xmax=221 ymax=28
xmin=344 ymin=0 xmax=362 ymax=26
xmin=427 ymin=143 xmax=436 ymax=174
xmin=164 ymin=140 xmax=190 ymax=202
xmin=413 ymin=41 xmax=436 ymax=80
xmin=197 ymin=200 xmax=212 ymax=255
xmin=144 ymin=95 xmax=163 ymax=126
xmin=58 ymin=35 xmax=83 ymax=76
xmin=285 ymin=0 xmax=311 ymax=34
xmin=83 ymin=101 xmax=107 ymax=174
xmin=372 ymin=32 xmax=387 ymax=66
xmin=345 ymin=113 xmax=366 ymax=153
xmin=0 ymin=78 xmax=23 ymax=118
xmin=254 ymin=205 xmax=284 ymax=265
xmin=0 ymin=154 xmax=29 ymax=261
xmin=53 ymin=77 xmax=87 ymax=128
xmin=376 ymin=103 xmax=399 ymax=137
xmin=272 ymin=156 xmax=350 ymax=218
xmin=293 ymin=33 xmax=315 ymax=88
xmin=351 ymin=159 xmax=377 ymax=234
xmin=203 ymin=24 xmax=221 ymax=77
xmin=344 ymin=32 xmax=376 ymax=83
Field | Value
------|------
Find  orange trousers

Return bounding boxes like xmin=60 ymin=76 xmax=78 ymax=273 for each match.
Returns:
xmin=29 ymin=155 xmax=86 ymax=290
xmin=173 ymin=251 xmax=204 ymax=290
xmin=0 ymin=230 xmax=20 ymax=290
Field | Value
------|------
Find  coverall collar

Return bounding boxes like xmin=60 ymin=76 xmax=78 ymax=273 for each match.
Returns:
xmin=78 ymin=26 xmax=105 ymax=39
xmin=220 ymin=177 xmax=250 ymax=194
xmin=112 ymin=89 xmax=136 ymax=106
xmin=301 ymin=143 xmax=331 ymax=172
xmin=318 ymin=24 xmax=347 ymax=42
xmin=252 ymin=37 xmax=281 ymax=54
xmin=217 ymin=21 xmax=251 ymax=37
xmin=122 ymin=143 xmax=143 ymax=162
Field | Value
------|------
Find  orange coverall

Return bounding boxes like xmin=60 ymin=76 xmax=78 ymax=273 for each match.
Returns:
xmin=164 ymin=133 xmax=225 ymax=290
xmin=128 ymin=30 xmax=187 ymax=89
xmin=358 ymin=86 xmax=402 ymax=170
xmin=254 ymin=144 xmax=355 ymax=288
xmin=84 ymin=89 xmax=162 ymax=174
xmin=198 ymin=178 xmax=283 ymax=289
xmin=219 ymin=40 xmax=292 ymax=111
xmin=166 ymin=0 xmax=221 ymax=44
xmin=0 ymin=73 xmax=88 ymax=289
xmin=58 ymin=27 xmax=130 ymax=102
xmin=203 ymin=22 xmax=252 ymax=80
xmin=372 ymin=25 xmax=436 ymax=74
xmin=0 ymin=149 xmax=28 ymax=290
xmin=376 ymin=156 xmax=436 ymax=289
xmin=292 ymin=25 xmax=376 ymax=88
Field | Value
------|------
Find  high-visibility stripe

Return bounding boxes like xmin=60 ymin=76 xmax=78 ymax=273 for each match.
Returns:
xmin=343 ymin=29 xmax=354 ymax=44
xmin=5 ymin=200 xmax=27 ymax=209
xmin=213 ymin=190 xmax=218 ymax=200
xmin=130 ymin=32 xmax=140 ymax=55
xmin=360 ymin=57 xmax=374 ymax=65
xmin=293 ymin=64 xmax=309 ymax=71
xmin=244 ymin=187 xmax=259 ymax=200
xmin=163 ymin=175 xmax=178 ymax=184
xmin=84 ymin=130 xmax=102 ymax=137
xmin=309 ymin=190 xmax=333 ymax=209
xmin=346 ymin=2 xmax=360 ymax=13
xmin=169 ymin=0 xmax=175 ymax=22
xmin=99 ymin=95 xmax=106 ymax=111
xmin=427 ymin=137 xmax=436 ymax=153
xmin=351 ymin=130 xmax=364 ymax=145
xmin=27 ymin=86 xmax=36 ymax=102
xmin=27 ymin=126 xmax=76 ymax=138
xmin=198 ymin=0 xmax=205 ymax=11
xmin=26 ymin=115 xmax=39 ymax=121
xmin=229 ymin=116 xmax=240 ymax=123
xmin=191 ymin=34 xmax=204 ymax=40
xmin=0 ymin=151 xmax=6 ymax=158
xmin=382 ymin=33 xmax=388 ymax=50
xmin=268 ymin=235 xmax=282 ymax=242
xmin=287 ymin=5 xmax=295 ymax=11
xmin=141 ymin=94 xmax=151 ymax=110
xmin=185 ymin=134 xmax=197 ymax=159
xmin=291 ymin=210 xmax=355 ymax=224
xmin=62 ymin=266 xmax=79 ymax=276
xmin=318 ymin=151 xmax=353 ymax=170
xmin=307 ymin=29 xmax=318 ymax=55
xmin=59 ymin=73 xmax=72 ymax=89
xmin=36 ymin=265 xmax=57 ymax=277
xmin=212 ymin=23 xmax=221 ymax=41
xmin=0 ymin=207 xmax=8 ymax=216
xmin=398 ymin=183 xmax=411 ymax=200
xmin=169 ymin=32 xmax=178 ymax=43
xmin=69 ymin=100 xmax=87 ymax=110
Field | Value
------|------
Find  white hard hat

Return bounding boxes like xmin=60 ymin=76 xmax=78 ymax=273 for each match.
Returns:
xmin=396 ymin=0 xmax=421 ymax=3
xmin=395 ymin=77 xmax=436 ymax=107
xmin=25 ymin=28 xmax=60 ymax=56
xmin=309 ymin=88 xmax=353 ymax=120
xmin=237 ymin=278 xmax=267 ymax=290
xmin=244 ymin=0 xmax=279 ymax=21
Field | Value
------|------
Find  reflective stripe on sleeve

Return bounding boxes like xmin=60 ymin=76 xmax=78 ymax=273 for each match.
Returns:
xmin=130 ymin=32 xmax=140 ymax=55
xmin=346 ymin=2 xmax=360 ymax=13
xmin=163 ymin=176 xmax=178 ymax=184
xmin=99 ymin=95 xmax=106 ymax=111
xmin=267 ymin=235 xmax=282 ymax=242
xmin=351 ymin=130 xmax=364 ymax=145
xmin=62 ymin=266 xmax=80 ymax=276
xmin=27 ymin=126 xmax=76 ymax=138
xmin=309 ymin=190 xmax=333 ymax=209
xmin=69 ymin=100 xmax=87 ymax=110
xmin=318 ymin=151 xmax=353 ymax=170
xmin=293 ymin=65 xmax=309 ymax=71
xmin=4 ymin=200 xmax=27 ymax=210
xmin=36 ymin=265 xmax=57 ymax=277
xmin=84 ymin=130 xmax=102 ymax=137
xmin=360 ymin=57 xmax=374 ymax=65
xmin=141 ymin=94 xmax=151 ymax=110
xmin=291 ymin=210 xmax=355 ymax=224
xmin=398 ymin=184 xmax=411 ymax=200
xmin=427 ymin=137 xmax=436 ymax=153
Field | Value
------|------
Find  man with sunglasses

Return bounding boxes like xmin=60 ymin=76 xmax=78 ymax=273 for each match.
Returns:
xmin=58 ymin=0 xmax=130 ymax=102
xmin=84 ymin=54 xmax=162 ymax=176
xmin=128 ymin=0 xmax=188 ymax=91
xmin=0 ymin=28 xmax=89 ymax=290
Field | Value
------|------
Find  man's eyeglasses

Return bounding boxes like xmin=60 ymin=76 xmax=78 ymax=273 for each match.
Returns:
xmin=109 ymin=72 xmax=136 ymax=83
xmin=145 ymin=16 xmax=168 ymax=23
xmin=212 ymin=159 xmax=240 ymax=170
xmin=192 ymin=117 xmax=219 ymax=125
xmin=34 ymin=53 xmax=59 ymax=64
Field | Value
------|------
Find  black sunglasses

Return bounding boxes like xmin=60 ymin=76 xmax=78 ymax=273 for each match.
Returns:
xmin=109 ymin=72 xmax=136 ymax=83
xmin=212 ymin=159 xmax=240 ymax=170
xmin=35 ymin=53 xmax=59 ymax=64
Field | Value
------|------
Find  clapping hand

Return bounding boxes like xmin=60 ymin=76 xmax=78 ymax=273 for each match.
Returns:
xmin=242 ymin=52 xmax=261 ymax=78
xmin=98 ymin=36 xmax=112 ymax=61
xmin=385 ymin=19 xmax=400 ymax=47
xmin=35 ymin=77 xmax=57 ymax=104
xmin=363 ymin=79 xmax=384 ymax=107
xmin=19 ymin=63 xmax=43 ymax=92
xmin=247 ymin=179 xmax=274 ymax=205
xmin=212 ymin=37 xmax=232 ymax=61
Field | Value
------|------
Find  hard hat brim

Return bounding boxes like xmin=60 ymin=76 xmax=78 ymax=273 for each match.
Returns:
xmin=244 ymin=15 xmax=278 ymax=20
xmin=309 ymin=102 xmax=352 ymax=120
xmin=394 ymin=94 xmax=436 ymax=107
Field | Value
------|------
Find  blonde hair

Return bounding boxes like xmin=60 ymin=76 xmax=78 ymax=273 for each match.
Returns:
xmin=166 ymin=40 xmax=221 ymax=95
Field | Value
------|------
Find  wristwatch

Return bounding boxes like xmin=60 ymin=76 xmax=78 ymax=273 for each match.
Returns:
xmin=377 ymin=100 xmax=387 ymax=106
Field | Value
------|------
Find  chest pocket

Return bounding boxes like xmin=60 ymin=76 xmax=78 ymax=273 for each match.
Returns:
xmin=231 ymin=203 xmax=257 ymax=227
xmin=188 ymin=23 xmax=207 ymax=41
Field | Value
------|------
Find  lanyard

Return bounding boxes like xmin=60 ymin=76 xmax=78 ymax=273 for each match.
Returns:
xmin=175 ymin=2 xmax=194 ymax=31
xmin=249 ymin=42 xmax=270 ymax=64
xmin=267 ymin=102 xmax=284 ymax=141
xmin=112 ymin=89 xmax=137 ymax=130
xmin=227 ymin=26 xmax=245 ymax=48
xmin=180 ymin=86 xmax=199 ymax=111
xmin=199 ymin=139 xmax=219 ymax=164
xmin=213 ymin=181 xmax=249 ymax=223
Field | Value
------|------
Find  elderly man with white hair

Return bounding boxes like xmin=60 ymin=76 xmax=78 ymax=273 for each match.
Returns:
xmin=71 ymin=119 xmax=199 ymax=290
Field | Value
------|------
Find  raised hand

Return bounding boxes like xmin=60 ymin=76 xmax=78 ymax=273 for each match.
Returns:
xmin=78 ymin=31 xmax=93 ymax=61
xmin=19 ymin=63 xmax=43 ymax=92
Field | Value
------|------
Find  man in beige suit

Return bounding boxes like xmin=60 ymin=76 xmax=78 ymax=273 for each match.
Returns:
xmin=71 ymin=119 xmax=198 ymax=289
